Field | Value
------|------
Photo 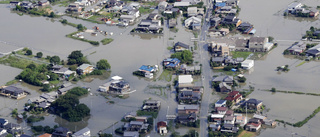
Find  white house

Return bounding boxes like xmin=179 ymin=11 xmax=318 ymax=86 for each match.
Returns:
xmin=287 ymin=2 xmax=303 ymax=13
xmin=178 ymin=75 xmax=193 ymax=84
xmin=241 ymin=59 xmax=254 ymax=70
xmin=120 ymin=15 xmax=136 ymax=23
xmin=215 ymin=100 xmax=226 ymax=108
xmin=184 ymin=16 xmax=201 ymax=28
xmin=158 ymin=1 xmax=168 ymax=11
xmin=187 ymin=7 xmax=197 ymax=17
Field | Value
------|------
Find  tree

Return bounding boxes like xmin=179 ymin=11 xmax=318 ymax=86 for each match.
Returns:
xmin=27 ymin=63 xmax=37 ymax=70
xmin=238 ymin=77 xmax=246 ymax=83
xmin=49 ymin=12 xmax=55 ymax=18
xmin=96 ymin=59 xmax=111 ymax=70
xmin=99 ymin=134 xmax=113 ymax=137
xmin=271 ymin=87 xmax=276 ymax=92
xmin=42 ymin=84 xmax=50 ymax=92
xmin=50 ymin=56 xmax=60 ymax=64
xmin=171 ymin=50 xmax=193 ymax=64
xmin=77 ymin=24 xmax=85 ymax=31
xmin=61 ymin=19 xmax=68 ymax=24
xmin=68 ymin=50 xmax=87 ymax=65
xmin=26 ymin=49 xmax=32 ymax=55
xmin=36 ymin=52 xmax=43 ymax=58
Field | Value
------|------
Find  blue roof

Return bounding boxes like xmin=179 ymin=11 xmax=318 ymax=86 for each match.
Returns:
xmin=216 ymin=100 xmax=226 ymax=104
xmin=215 ymin=2 xmax=226 ymax=7
xmin=139 ymin=65 xmax=155 ymax=72
xmin=164 ymin=58 xmax=180 ymax=67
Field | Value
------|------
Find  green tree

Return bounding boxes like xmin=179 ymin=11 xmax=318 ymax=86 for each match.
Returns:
xmin=68 ymin=50 xmax=86 ymax=65
xmin=271 ymin=87 xmax=276 ymax=92
xmin=77 ymin=24 xmax=85 ymax=31
xmin=27 ymin=63 xmax=37 ymax=70
xmin=99 ymin=133 xmax=113 ymax=137
xmin=171 ymin=50 xmax=193 ymax=64
xmin=50 ymin=56 xmax=60 ymax=64
xmin=96 ymin=59 xmax=111 ymax=70
xmin=42 ymin=84 xmax=50 ymax=91
xmin=26 ymin=49 xmax=32 ymax=55
xmin=61 ymin=19 xmax=68 ymax=24
xmin=49 ymin=12 xmax=55 ymax=18
xmin=36 ymin=52 xmax=43 ymax=58
xmin=238 ymin=77 xmax=246 ymax=83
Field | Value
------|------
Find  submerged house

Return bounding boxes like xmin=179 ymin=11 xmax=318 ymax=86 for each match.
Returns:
xmin=109 ymin=80 xmax=130 ymax=94
xmin=0 ymin=86 xmax=28 ymax=99
xmin=163 ymin=58 xmax=181 ymax=69
xmin=174 ymin=42 xmax=190 ymax=52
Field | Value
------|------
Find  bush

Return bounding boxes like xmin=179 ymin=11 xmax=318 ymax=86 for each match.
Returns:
xmin=67 ymin=87 xmax=88 ymax=97
xmin=36 ymin=52 xmax=43 ymax=58
xmin=27 ymin=115 xmax=45 ymax=123
xmin=238 ymin=77 xmax=246 ymax=83
xmin=26 ymin=49 xmax=32 ymax=55
xmin=96 ymin=59 xmax=111 ymax=70
xmin=271 ymin=87 xmax=276 ymax=92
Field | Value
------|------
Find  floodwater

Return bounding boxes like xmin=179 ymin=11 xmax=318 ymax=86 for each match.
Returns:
xmin=0 ymin=4 xmax=195 ymax=136
xmin=237 ymin=0 xmax=320 ymax=136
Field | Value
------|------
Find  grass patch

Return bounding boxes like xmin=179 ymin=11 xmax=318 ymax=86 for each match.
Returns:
xmin=101 ymin=38 xmax=114 ymax=45
xmin=230 ymin=51 xmax=252 ymax=59
xmin=167 ymin=47 xmax=173 ymax=50
xmin=49 ymin=80 xmax=60 ymax=85
xmin=139 ymin=7 xmax=153 ymax=14
xmin=0 ymin=55 xmax=34 ymax=69
xmin=158 ymin=70 xmax=172 ymax=82
xmin=0 ymin=0 xmax=10 ymax=4
xmin=5 ymin=79 xmax=18 ymax=86
xmin=136 ymin=110 xmax=158 ymax=118
xmin=238 ymin=130 xmax=255 ymax=137
xmin=193 ymin=31 xmax=198 ymax=38
xmin=83 ymin=15 xmax=105 ymax=24
xmin=296 ymin=61 xmax=306 ymax=67
xmin=66 ymin=31 xmax=100 ymax=46
xmin=169 ymin=37 xmax=174 ymax=40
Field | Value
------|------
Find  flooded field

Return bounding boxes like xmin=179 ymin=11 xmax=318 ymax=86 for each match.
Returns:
xmin=0 ymin=64 xmax=22 ymax=85
xmin=238 ymin=0 xmax=320 ymax=136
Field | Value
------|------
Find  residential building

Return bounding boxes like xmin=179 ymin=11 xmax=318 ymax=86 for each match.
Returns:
xmin=174 ymin=42 xmax=190 ymax=52
xmin=209 ymin=42 xmax=230 ymax=57
xmin=248 ymin=37 xmax=268 ymax=52
xmin=215 ymin=100 xmax=226 ymax=108
xmin=157 ymin=121 xmax=167 ymax=135
xmin=52 ymin=127 xmax=71 ymax=137
xmin=184 ymin=16 xmax=201 ymax=30
xmin=225 ymin=91 xmax=242 ymax=104
xmin=209 ymin=124 xmax=221 ymax=131
xmin=120 ymin=15 xmax=136 ymax=23
xmin=123 ymin=112 xmax=137 ymax=121
xmin=178 ymin=105 xmax=199 ymax=114
xmin=138 ymin=65 xmax=157 ymax=79
xmin=221 ymin=124 xmax=238 ymax=133
xmin=123 ymin=131 xmax=139 ymax=137
xmin=21 ymin=1 xmax=32 ymax=9
xmin=179 ymin=64 xmax=201 ymax=75
xmin=306 ymin=44 xmax=320 ymax=57
xmin=147 ymin=13 xmax=159 ymax=20
xmin=51 ymin=65 xmax=76 ymax=78
xmin=215 ymin=107 xmax=227 ymax=115
xmin=245 ymin=118 xmax=261 ymax=132
xmin=0 ymin=129 xmax=7 ymax=136
xmin=210 ymin=114 xmax=224 ymax=123
xmin=142 ymin=100 xmax=161 ymax=111
xmin=219 ymin=28 xmax=230 ymax=36
xmin=169 ymin=18 xmax=177 ymax=28
xmin=178 ymin=75 xmax=193 ymax=85
xmin=212 ymin=75 xmax=234 ymax=85
xmin=66 ymin=3 xmax=82 ymax=13
xmin=109 ymin=80 xmax=130 ymax=94
xmin=125 ymin=121 xmax=149 ymax=132
xmin=210 ymin=17 xmax=221 ymax=27
xmin=219 ymin=82 xmax=232 ymax=92
xmin=176 ymin=113 xmax=197 ymax=124
xmin=0 ymin=86 xmax=27 ymax=99
xmin=163 ymin=58 xmax=180 ymax=69
xmin=158 ymin=1 xmax=168 ymax=11
xmin=173 ymin=2 xmax=190 ymax=7
xmin=4 ymin=123 xmax=21 ymax=134
xmin=0 ymin=119 xmax=8 ymax=128
xmin=77 ymin=64 xmax=94 ymax=75
xmin=178 ymin=88 xmax=201 ymax=104
xmin=39 ymin=133 xmax=52 ymax=137
xmin=72 ymin=127 xmax=90 ymax=137
xmin=224 ymin=116 xmax=235 ymax=124
xmin=243 ymin=98 xmax=263 ymax=110
xmin=235 ymin=115 xmax=247 ymax=126
xmin=38 ymin=0 xmax=50 ymax=6
xmin=187 ymin=7 xmax=197 ymax=17
xmin=137 ymin=19 xmax=162 ymax=33
xmin=287 ymin=2 xmax=303 ymax=13
xmin=57 ymin=84 xmax=75 ymax=95
xmin=241 ymin=59 xmax=254 ymax=70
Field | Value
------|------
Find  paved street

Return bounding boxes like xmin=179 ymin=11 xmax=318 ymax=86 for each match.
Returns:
xmin=197 ymin=0 xmax=221 ymax=137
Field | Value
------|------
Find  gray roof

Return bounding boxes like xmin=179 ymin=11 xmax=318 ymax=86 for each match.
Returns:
xmin=224 ymin=116 xmax=234 ymax=121
xmin=178 ymin=104 xmax=199 ymax=110
xmin=174 ymin=42 xmax=189 ymax=49
xmin=123 ymin=131 xmax=139 ymax=137
xmin=130 ymin=121 xmax=144 ymax=125
xmin=73 ymin=127 xmax=90 ymax=137
xmin=212 ymin=75 xmax=233 ymax=82
xmin=249 ymin=37 xmax=266 ymax=44
xmin=77 ymin=64 xmax=93 ymax=70
xmin=3 ymin=86 xmax=25 ymax=94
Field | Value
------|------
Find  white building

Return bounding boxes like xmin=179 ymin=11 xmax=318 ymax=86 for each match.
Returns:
xmin=158 ymin=1 xmax=168 ymax=11
xmin=178 ymin=75 xmax=193 ymax=84
xmin=72 ymin=127 xmax=90 ymax=137
xmin=241 ymin=59 xmax=254 ymax=70
xmin=187 ymin=7 xmax=197 ymax=17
